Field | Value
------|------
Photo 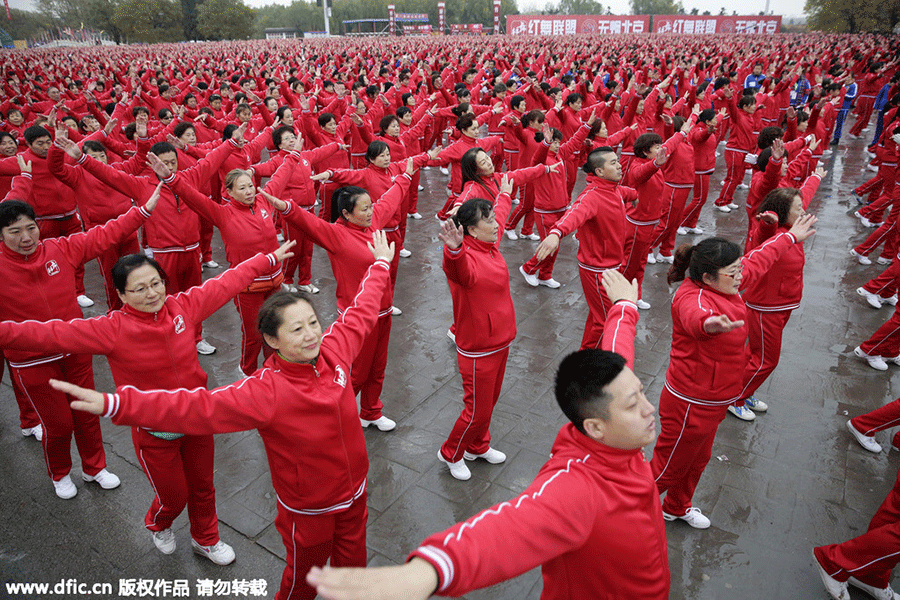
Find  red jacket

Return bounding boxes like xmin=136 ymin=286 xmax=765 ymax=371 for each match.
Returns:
xmin=100 ymin=259 xmax=391 ymax=515
xmin=410 ymin=301 xmax=669 ymax=600
xmin=0 ymin=147 xmax=80 ymax=218
xmin=0 ymin=252 xmax=276 ymax=391
xmin=280 ymin=173 xmax=411 ymax=313
xmin=251 ymin=145 xmax=341 ymax=208
xmin=456 ymin=164 xmax=548 ymax=207
xmin=690 ymin=124 xmax=718 ymax=174
xmin=743 ymin=174 xmax=822 ymax=311
xmin=434 ymin=136 xmax=503 ymax=198
xmin=443 ymin=191 xmax=515 ymax=355
xmin=75 ymin=139 xmax=237 ymax=252
xmin=532 ymin=124 xmax=591 ymax=212
xmin=665 ymin=232 xmax=797 ymax=405
xmin=0 ymin=204 xmax=150 ymax=367
xmin=551 ymin=174 xmax=637 ymax=270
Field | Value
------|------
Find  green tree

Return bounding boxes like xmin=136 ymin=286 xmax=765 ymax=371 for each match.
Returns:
xmin=630 ymin=0 xmax=683 ymax=15
xmin=197 ymin=0 xmax=253 ymax=39
xmin=557 ymin=0 xmax=605 ymax=14
xmin=113 ymin=0 xmax=182 ymax=42
xmin=4 ymin=8 xmax=56 ymax=41
xmin=804 ymin=0 xmax=896 ymax=32
xmin=180 ymin=0 xmax=202 ymax=40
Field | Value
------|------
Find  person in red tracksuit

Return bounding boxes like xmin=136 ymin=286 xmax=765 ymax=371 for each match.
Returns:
xmin=681 ymin=108 xmax=724 ymax=234
xmin=714 ymin=87 xmax=760 ymax=212
xmin=0 ymin=186 xmax=158 ymax=499
xmin=304 ymin=270 xmax=670 ymax=600
xmin=148 ymin=153 xmax=293 ymax=376
xmin=533 ymin=147 xmax=638 ymax=350
xmin=55 ymin=133 xmax=240 ymax=353
xmin=519 ymin=121 xmax=591 ymax=287
xmin=56 ymin=232 xmax=395 ymax=600
xmin=47 ymin=136 xmax=143 ymax=311
xmin=279 ymin=163 xmax=415 ymax=431
xmin=651 ymin=214 xmax=817 ymax=529
xmin=813 ymin=458 xmax=900 ymax=600
xmin=0 ymin=246 xmax=292 ymax=563
xmin=648 ymin=110 xmax=698 ymax=263
xmin=435 ymin=178 xmax=516 ymax=481
xmin=251 ymin=128 xmax=342 ymax=294
xmin=620 ymin=132 xmax=672 ymax=308
xmin=729 ymin=172 xmax=824 ymax=422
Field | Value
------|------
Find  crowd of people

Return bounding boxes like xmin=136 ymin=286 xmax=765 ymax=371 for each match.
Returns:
xmin=1 ymin=31 xmax=900 ymax=600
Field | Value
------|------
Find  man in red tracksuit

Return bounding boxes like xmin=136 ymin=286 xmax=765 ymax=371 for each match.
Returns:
xmin=303 ymin=270 xmax=670 ymax=600
xmin=57 ymin=241 xmax=396 ymax=600
xmin=0 ymin=189 xmax=155 ymax=498
xmin=534 ymin=147 xmax=638 ymax=349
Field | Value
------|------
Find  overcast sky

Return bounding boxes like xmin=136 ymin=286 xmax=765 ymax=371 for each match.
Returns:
xmin=4 ymin=0 xmax=809 ymax=20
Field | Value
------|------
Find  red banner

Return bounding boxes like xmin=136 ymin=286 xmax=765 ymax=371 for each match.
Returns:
xmin=451 ymin=23 xmax=483 ymax=34
xmin=493 ymin=0 xmax=501 ymax=34
xmin=403 ymin=24 xmax=432 ymax=34
xmin=4 ymin=0 xmax=10 ymax=21
xmin=506 ymin=15 xmax=650 ymax=36
xmin=388 ymin=4 xmax=396 ymax=36
xmin=437 ymin=2 xmax=445 ymax=34
xmin=653 ymin=15 xmax=782 ymax=34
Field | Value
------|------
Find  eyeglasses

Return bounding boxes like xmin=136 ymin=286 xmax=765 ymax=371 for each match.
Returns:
xmin=719 ymin=264 xmax=744 ymax=279
xmin=124 ymin=279 xmax=165 ymax=296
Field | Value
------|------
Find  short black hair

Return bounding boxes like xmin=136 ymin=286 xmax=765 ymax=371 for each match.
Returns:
xmin=0 ymin=200 xmax=36 ymax=228
xmin=582 ymin=146 xmax=615 ymax=174
xmin=555 ymin=350 xmax=627 ymax=433
xmin=453 ymin=197 xmax=493 ymax=237
xmin=23 ymin=126 xmax=51 ymax=145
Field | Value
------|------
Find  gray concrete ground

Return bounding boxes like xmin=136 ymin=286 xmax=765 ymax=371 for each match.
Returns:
xmin=2 ymin=123 xmax=899 ymax=600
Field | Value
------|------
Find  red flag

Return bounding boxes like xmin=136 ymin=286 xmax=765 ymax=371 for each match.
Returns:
xmin=4 ymin=0 xmax=11 ymax=21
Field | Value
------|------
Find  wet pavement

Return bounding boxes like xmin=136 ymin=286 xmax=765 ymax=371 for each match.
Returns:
xmin=3 ymin=122 xmax=899 ymax=599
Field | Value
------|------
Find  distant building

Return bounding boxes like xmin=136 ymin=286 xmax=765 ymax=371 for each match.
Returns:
xmin=265 ymin=27 xmax=302 ymax=39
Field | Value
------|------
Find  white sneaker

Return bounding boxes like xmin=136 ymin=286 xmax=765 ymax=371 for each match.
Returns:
xmin=847 ymin=420 xmax=883 ymax=453
xmin=297 ymin=284 xmax=319 ymax=294
xmin=688 ymin=227 xmax=704 ymax=234
xmin=360 ymin=416 xmax=396 ymax=431
xmin=399 ymin=248 xmax=412 ymax=258
xmin=196 ymin=339 xmax=216 ymax=355
xmin=418 ymin=185 xmax=424 ymax=191
xmin=538 ymin=277 xmax=561 ymax=289
xmin=656 ymin=253 xmax=674 ymax=264
xmin=202 ymin=260 xmax=220 ymax=269
xmin=814 ymin=550 xmax=850 ymax=600
xmin=882 ymin=294 xmax=898 ymax=306
xmin=282 ymin=283 xmax=298 ymax=292
xmin=662 ymin=506 xmax=711 ymax=529
xmin=848 ymin=577 xmax=899 ymax=600
xmin=646 ymin=252 xmax=657 ymax=264
xmin=823 ymin=148 xmax=834 ymax=157
xmin=519 ymin=266 xmax=539 ymax=287
xmin=505 ymin=229 xmax=519 ymax=241
xmin=53 ymin=474 xmax=77 ymax=499
xmin=82 ymin=468 xmax=121 ymax=489
xmin=727 ymin=202 xmax=739 ymax=209
xmin=391 ymin=306 xmax=402 ymax=316
xmin=878 ymin=256 xmax=893 ymax=265
xmin=408 ymin=212 xmax=422 ymax=219
xmin=855 ymin=346 xmax=889 ymax=371
xmin=868 ymin=163 xmax=879 ymax=172
xmin=727 ymin=404 xmax=757 ymax=421
xmin=21 ymin=425 xmax=43 ymax=441
xmin=636 ymin=299 xmax=651 ymax=310
xmin=858 ymin=287 xmax=883 ymax=308
xmin=676 ymin=226 xmax=688 ymax=235
xmin=438 ymin=450 xmax=471 ymax=480
xmin=463 ymin=448 xmax=507 ymax=464
xmin=152 ymin=529 xmax=176 ymax=554
xmin=736 ymin=183 xmax=749 ymax=190
xmin=439 ymin=167 xmax=449 ymax=175
xmin=191 ymin=539 xmax=235 ymax=565
xmin=744 ymin=395 xmax=768 ymax=412
xmin=715 ymin=204 xmax=732 ymax=213
xmin=447 ymin=328 xmax=456 ymax=342
xmin=76 ymin=294 xmax=94 ymax=308
xmin=851 ymin=249 xmax=873 ymax=265
xmin=525 ymin=233 xmax=540 ymax=241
